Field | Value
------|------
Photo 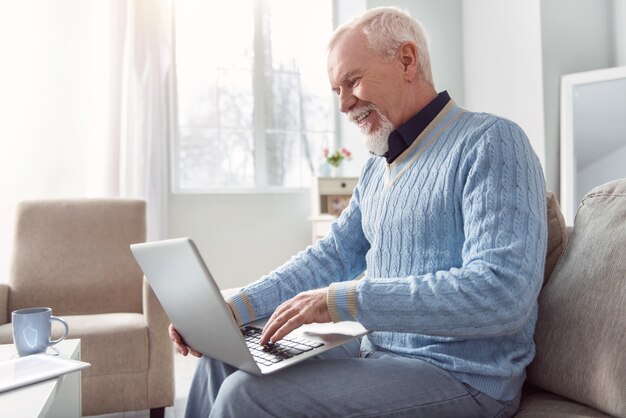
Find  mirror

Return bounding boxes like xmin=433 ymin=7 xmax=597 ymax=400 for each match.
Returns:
xmin=560 ymin=66 xmax=626 ymax=225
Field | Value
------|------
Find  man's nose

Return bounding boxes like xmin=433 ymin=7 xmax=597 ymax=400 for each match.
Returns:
xmin=339 ymin=90 xmax=357 ymax=113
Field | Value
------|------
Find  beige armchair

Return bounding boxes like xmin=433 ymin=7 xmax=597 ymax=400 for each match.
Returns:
xmin=0 ymin=199 xmax=174 ymax=417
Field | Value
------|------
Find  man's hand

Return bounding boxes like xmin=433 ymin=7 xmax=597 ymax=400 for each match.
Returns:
xmin=169 ymin=323 xmax=202 ymax=357
xmin=260 ymin=288 xmax=331 ymax=345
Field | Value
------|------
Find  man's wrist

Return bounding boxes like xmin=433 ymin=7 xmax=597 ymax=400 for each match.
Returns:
xmin=327 ymin=280 xmax=359 ymax=322
xmin=226 ymin=291 xmax=256 ymax=326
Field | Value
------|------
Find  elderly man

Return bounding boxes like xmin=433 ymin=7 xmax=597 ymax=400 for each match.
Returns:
xmin=176 ymin=6 xmax=546 ymax=418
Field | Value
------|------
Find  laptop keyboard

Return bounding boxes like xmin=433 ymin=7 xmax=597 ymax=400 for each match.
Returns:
xmin=241 ymin=326 xmax=325 ymax=367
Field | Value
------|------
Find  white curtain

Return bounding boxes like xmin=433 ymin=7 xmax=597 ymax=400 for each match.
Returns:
xmin=107 ymin=0 xmax=174 ymax=241
xmin=0 ymin=0 xmax=175 ymax=281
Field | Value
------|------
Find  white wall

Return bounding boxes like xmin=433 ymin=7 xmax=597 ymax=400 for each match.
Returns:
xmin=462 ymin=0 xmax=546 ymax=171
xmin=615 ymin=0 xmax=626 ymax=66
xmin=540 ymin=0 xmax=614 ymax=195
xmin=168 ymin=192 xmax=311 ymax=289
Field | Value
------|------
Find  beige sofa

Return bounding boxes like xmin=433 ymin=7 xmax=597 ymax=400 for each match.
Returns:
xmin=515 ymin=179 xmax=626 ymax=417
xmin=0 ymin=199 xmax=174 ymax=417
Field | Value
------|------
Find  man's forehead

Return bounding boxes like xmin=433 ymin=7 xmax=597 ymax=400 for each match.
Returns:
xmin=328 ymin=29 xmax=368 ymax=61
xmin=327 ymin=30 xmax=371 ymax=81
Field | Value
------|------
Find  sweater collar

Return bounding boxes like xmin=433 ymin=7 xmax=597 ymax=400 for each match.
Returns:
xmin=385 ymin=91 xmax=451 ymax=164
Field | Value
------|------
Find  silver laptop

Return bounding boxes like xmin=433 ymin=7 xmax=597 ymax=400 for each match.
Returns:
xmin=130 ymin=238 xmax=368 ymax=375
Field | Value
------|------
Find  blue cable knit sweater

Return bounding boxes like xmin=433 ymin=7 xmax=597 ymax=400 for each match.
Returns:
xmin=228 ymin=100 xmax=547 ymax=401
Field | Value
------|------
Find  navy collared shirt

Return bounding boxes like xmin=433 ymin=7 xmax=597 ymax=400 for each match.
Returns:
xmin=385 ymin=91 xmax=451 ymax=164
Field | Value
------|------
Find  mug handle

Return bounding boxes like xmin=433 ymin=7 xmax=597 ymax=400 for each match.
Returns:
xmin=48 ymin=316 xmax=69 ymax=345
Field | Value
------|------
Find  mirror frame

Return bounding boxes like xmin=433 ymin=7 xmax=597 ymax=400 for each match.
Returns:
xmin=560 ymin=66 xmax=626 ymax=225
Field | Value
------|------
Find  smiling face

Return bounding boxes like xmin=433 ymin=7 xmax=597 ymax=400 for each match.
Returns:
xmin=328 ymin=29 xmax=413 ymax=155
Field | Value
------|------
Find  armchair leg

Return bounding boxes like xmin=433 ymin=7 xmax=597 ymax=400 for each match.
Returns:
xmin=150 ymin=407 xmax=165 ymax=418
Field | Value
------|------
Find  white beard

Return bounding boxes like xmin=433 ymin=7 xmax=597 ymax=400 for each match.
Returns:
xmin=364 ymin=115 xmax=393 ymax=156
xmin=349 ymin=104 xmax=394 ymax=157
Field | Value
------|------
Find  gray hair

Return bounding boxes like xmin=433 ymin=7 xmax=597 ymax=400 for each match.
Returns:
xmin=328 ymin=6 xmax=434 ymax=86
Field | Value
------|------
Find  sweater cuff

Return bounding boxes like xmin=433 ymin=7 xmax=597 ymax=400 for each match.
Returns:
xmin=226 ymin=291 xmax=256 ymax=327
xmin=327 ymin=281 xmax=359 ymax=322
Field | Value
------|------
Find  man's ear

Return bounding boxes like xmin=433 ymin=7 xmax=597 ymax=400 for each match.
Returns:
xmin=398 ymin=42 xmax=418 ymax=81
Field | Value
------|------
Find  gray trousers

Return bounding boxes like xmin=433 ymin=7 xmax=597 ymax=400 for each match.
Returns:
xmin=185 ymin=339 xmax=520 ymax=418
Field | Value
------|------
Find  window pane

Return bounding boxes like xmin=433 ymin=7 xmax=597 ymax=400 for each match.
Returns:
xmin=174 ymin=0 xmax=334 ymax=191
xmin=218 ymin=68 xmax=254 ymax=130
xmin=176 ymin=1 xmax=255 ymax=190
xmin=265 ymin=72 xmax=300 ymax=130
xmin=177 ymin=76 xmax=218 ymax=127
xmin=265 ymin=132 xmax=300 ymax=187
xmin=302 ymin=95 xmax=334 ymax=132
xmin=179 ymin=127 xmax=255 ymax=189
xmin=265 ymin=131 xmax=334 ymax=187
xmin=303 ymin=132 xmax=336 ymax=178
xmin=263 ymin=0 xmax=335 ymax=186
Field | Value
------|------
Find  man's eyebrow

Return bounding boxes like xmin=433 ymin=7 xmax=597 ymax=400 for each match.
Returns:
xmin=340 ymin=71 xmax=358 ymax=83
xmin=331 ymin=71 xmax=358 ymax=92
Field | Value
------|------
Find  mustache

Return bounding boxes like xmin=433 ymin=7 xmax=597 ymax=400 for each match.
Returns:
xmin=347 ymin=103 xmax=378 ymax=122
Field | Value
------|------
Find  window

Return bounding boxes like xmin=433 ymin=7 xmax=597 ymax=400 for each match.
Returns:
xmin=174 ymin=0 xmax=335 ymax=192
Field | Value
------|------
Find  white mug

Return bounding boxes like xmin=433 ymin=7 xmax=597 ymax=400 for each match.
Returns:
xmin=12 ymin=307 xmax=69 ymax=356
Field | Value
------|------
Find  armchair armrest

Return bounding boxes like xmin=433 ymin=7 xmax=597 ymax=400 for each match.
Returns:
xmin=0 ymin=283 xmax=9 ymax=325
xmin=142 ymin=277 xmax=174 ymax=407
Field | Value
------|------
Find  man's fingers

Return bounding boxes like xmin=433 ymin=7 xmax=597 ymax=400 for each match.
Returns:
xmin=260 ymin=291 xmax=330 ymax=344
xmin=271 ymin=315 xmax=304 ymax=343
xmin=262 ymin=313 xmax=304 ymax=344
xmin=261 ymin=309 xmax=296 ymax=344
xmin=169 ymin=324 xmax=199 ymax=356
xmin=260 ymin=314 xmax=285 ymax=344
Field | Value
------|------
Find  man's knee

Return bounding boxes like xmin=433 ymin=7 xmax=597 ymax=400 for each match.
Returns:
xmin=212 ymin=371 xmax=269 ymax=416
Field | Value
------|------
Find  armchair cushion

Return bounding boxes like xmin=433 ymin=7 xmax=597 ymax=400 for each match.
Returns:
xmin=526 ymin=180 xmax=626 ymax=417
xmin=0 ymin=313 xmax=149 ymax=375
xmin=57 ymin=313 xmax=149 ymax=376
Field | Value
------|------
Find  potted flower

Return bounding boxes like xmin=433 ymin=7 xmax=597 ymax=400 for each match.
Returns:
xmin=322 ymin=147 xmax=352 ymax=176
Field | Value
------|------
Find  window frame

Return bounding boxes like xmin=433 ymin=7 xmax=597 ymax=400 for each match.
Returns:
xmin=170 ymin=0 xmax=339 ymax=194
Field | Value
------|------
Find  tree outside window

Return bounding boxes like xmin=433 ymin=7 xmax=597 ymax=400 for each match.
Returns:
xmin=174 ymin=0 xmax=335 ymax=192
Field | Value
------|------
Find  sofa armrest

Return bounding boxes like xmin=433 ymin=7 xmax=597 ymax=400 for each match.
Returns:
xmin=0 ymin=283 xmax=9 ymax=325
xmin=142 ymin=277 xmax=174 ymax=408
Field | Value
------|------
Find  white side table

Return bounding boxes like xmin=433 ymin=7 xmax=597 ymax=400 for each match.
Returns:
xmin=0 ymin=339 xmax=82 ymax=418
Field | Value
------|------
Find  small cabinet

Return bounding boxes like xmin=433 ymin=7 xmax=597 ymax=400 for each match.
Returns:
xmin=309 ymin=176 xmax=358 ymax=242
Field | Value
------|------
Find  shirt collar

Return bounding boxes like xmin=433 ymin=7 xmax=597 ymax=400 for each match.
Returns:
xmin=385 ymin=91 xmax=451 ymax=164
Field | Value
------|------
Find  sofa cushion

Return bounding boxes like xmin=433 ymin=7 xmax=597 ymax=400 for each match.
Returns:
xmin=526 ymin=179 xmax=626 ymax=417
xmin=543 ymin=192 xmax=568 ymax=286
xmin=516 ymin=391 xmax=612 ymax=417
